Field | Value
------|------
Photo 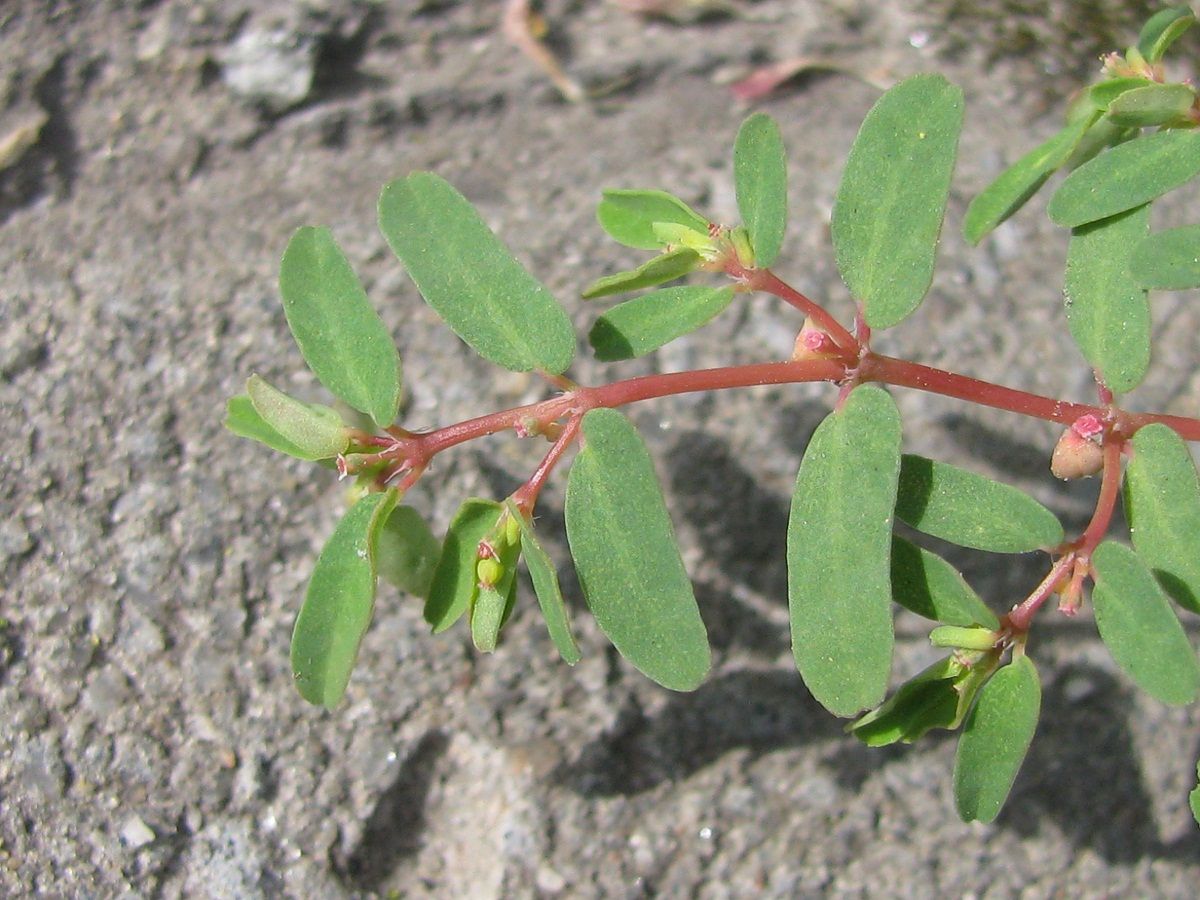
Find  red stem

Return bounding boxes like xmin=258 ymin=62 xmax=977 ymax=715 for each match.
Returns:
xmin=1076 ymin=438 xmax=1125 ymax=556
xmin=862 ymin=355 xmax=1097 ymax=425
xmin=512 ymin=416 xmax=582 ymax=512
xmin=1005 ymin=435 xmax=1125 ymax=632
xmin=742 ymin=267 xmax=859 ymax=352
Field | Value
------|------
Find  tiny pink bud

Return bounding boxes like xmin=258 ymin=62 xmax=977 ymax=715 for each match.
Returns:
xmin=1051 ymin=428 xmax=1103 ymax=479
xmin=1071 ymin=414 xmax=1104 ymax=440
xmin=336 ymin=455 xmax=350 ymax=481
xmin=792 ymin=318 xmax=836 ymax=361
xmin=477 ymin=540 xmax=497 ymax=560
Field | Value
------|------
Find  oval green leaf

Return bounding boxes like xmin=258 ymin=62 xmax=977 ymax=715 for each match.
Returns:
xmin=291 ymin=490 xmax=398 ymax=708
xmin=596 ymin=189 xmax=710 ymax=251
xmin=849 ymin=656 xmax=962 ymax=747
xmin=1087 ymin=77 xmax=1155 ymax=110
xmin=851 ymin=652 xmax=999 ymax=747
xmin=895 ymin=455 xmax=1063 ymax=553
xmin=243 ymin=374 xmax=350 ymax=461
xmin=226 ymin=393 xmax=343 ymax=462
xmin=582 ymin=248 xmax=701 ymax=300
xmin=1137 ymin=6 xmax=1195 ymax=62
xmin=891 ymin=536 xmax=1000 ymax=628
xmin=588 ymin=285 xmax=734 ymax=361
xmin=469 ymin=517 xmax=521 ymax=653
xmin=424 ymin=498 xmax=503 ymax=632
xmin=733 ymin=112 xmax=788 ymax=268
xmin=378 ymin=173 xmax=576 ymax=375
xmin=506 ymin=500 xmax=581 ymax=664
xmin=377 ymin=505 xmax=441 ymax=598
xmin=565 ymin=408 xmax=710 ymax=691
xmin=1105 ymin=83 xmax=1196 ymax=128
xmin=1064 ymin=203 xmax=1150 ymax=393
xmin=788 ymin=384 xmax=902 ymax=716
xmin=279 ymin=226 xmax=402 ymax=428
xmin=953 ymin=654 xmax=1041 ymax=823
xmin=1048 ymin=129 xmax=1200 ymax=228
xmin=1130 ymin=224 xmax=1200 ymax=290
xmin=963 ymin=115 xmax=1095 ymax=245
xmin=1091 ymin=540 xmax=1200 ymax=705
xmin=1124 ymin=423 xmax=1200 ymax=613
xmin=832 ymin=74 xmax=964 ymax=329
xmin=471 ymin=584 xmax=507 ymax=653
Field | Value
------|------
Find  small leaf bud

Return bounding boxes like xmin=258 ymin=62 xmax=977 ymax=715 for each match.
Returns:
xmin=929 ymin=625 xmax=999 ymax=651
xmin=504 ymin=513 xmax=521 ymax=546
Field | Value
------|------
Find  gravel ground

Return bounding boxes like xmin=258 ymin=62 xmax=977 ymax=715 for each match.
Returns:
xmin=2 ymin=1 xmax=1198 ymax=897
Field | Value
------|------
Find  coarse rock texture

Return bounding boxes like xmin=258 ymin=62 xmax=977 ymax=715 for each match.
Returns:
xmin=2 ymin=0 xmax=1199 ymax=897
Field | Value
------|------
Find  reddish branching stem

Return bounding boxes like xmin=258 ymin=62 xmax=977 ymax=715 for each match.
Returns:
xmin=367 ymin=266 xmax=1200 ymax=642
xmin=1006 ymin=433 xmax=1126 ymax=632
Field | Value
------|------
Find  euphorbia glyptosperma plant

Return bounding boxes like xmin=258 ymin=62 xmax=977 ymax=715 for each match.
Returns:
xmin=227 ymin=7 xmax=1200 ymax=824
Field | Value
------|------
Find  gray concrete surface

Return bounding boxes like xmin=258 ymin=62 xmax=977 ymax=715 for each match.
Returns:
xmin=2 ymin=1 xmax=1198 ymax=896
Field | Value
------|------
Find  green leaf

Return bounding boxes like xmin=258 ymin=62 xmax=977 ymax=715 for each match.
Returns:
xmin=953 ymin=654 xmax=1041 ymax=823
xmin=832 ymin=74 xmax=964 ymax=329
xmin=963 ymin=115 xmax=1095 ymax=245
xmin=565 ymin=408 xmax=710 ymax=690
xmin=581 ymin=248 xmax=701 ymax=299
xmin=1048 ymin=130 xmax=1200 ymax=228
xmin=1065 ymin=117 xmax=1135 ymax=171
xmin=850 ymin=653 xmax=999 ymax=747
xmin=1130 ymin=224 xmax=1200 ymax=290
xmin=895 ymin=455 xmax=1063 ymax=553
xmin=1091 ymin=540 xmax=1200 ymax=705
xmin=588 ymin=286 xmax=735 ymax=361
xmin=424 ymin=498 xmax=503 ymax=632
xmin=469 ymin=514 xmax=521 ymax=653
xmin=1064 ymin=203 xmax=1151 ymax=393
xmin=241 ymin=375 xmax=349 ymax=461
xmin=1124 ymin=424 xmax=1200 ymax=614
xmin=891 ymin=537 xmax=1000 ymax=628
xmin=1105 ymin=83 xmax=1196 ymax=128
xmin=376 ymin=505 xmax=441 ymax=598
xmin=733 ymin=112 xmax=788 ymax=267
xmin=279 ymin=227 xmax=402 ymax=428
xmin=788 ymin=385 xmax=902 ymax=716
xmin=378 ymin=173 xmax=576 ymax=375
xmin=291 ymin=490 xmax=398 ymax=708
xmin=596 ymin=189 xmax=711 ymax=251
xmin=506 ymin=501 xmax=581 ymax=664
xmin=1137 ymin=6 xmax=1195 ymax=62
xmin=1087 ymin=77 xmax=1155 ymax=110
xmin=471 ymin=584 xmax=507 ymax=653
xmin=225 ymin=393 xmax=344 ymax=462
xmin=850 ymin=656 xmax=961 ymax=747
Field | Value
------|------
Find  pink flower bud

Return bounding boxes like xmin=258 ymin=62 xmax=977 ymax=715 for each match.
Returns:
xmin=1050 ymin=428 xmax=1103 ymax=479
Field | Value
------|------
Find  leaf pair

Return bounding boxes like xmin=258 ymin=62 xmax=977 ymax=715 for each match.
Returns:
xmin=584 ymin=114 xmax=788 ymax=359
xmin=786 ymin=386 xmax=1056 ymax=717
xmin=419 ymin=408 xmax=711 ymax=691
xmin=226 ymin=223 xmax=404 ymax=455
xmin=423 ymin=499 xmax=580 ymax=662
xmin=225 ymin=377 xmax=348 ymax=462
xmin=595 ymin=111 xmax=788 ymax=270
xmin=291 ymin=496 xmax=447 ymax=708
xmin=964 ymin=6 xmax=1196 ymax=245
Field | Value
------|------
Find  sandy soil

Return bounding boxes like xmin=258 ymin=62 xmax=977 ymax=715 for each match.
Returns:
xmin=2 ymin=1 xmax=1198 ymax=896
